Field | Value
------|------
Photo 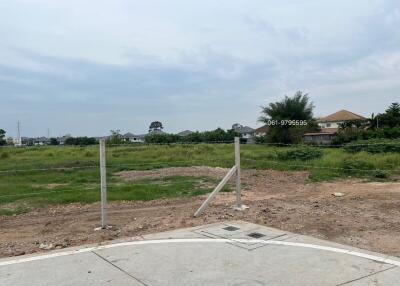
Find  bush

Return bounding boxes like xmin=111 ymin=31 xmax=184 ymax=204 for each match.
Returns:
xmin=0 ymin=152 xmax=9 ymax=159
xmin=65 ymin=137 xmax=97 ymax=146
xmin=372 ymin=170 xmax=390 ymax=179
xmin=331 ymin=127 xmax=400 ymax=146
xmin=344 ymin=139 xmax=400 ymax=154
xmin=277 ymin=147 xmax=323 ymax=161
xmin=342 ymin=158 xmax=375 ymax=175
xmin=84 ymin=151 xmax=94 ymax=157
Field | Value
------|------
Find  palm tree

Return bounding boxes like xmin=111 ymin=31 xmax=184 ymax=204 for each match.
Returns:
xmin=259 ymin=91 xmax=317 ymax=143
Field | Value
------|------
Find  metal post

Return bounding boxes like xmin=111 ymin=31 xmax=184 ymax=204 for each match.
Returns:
xmin=233 ymin=137 xmax=248 ymax=211
xmin=235 ymin=137 xmax=241 ymax=205
xmin=99 ymin=139 xmax=108 ymax=229
xmin=194 ymin=165 xmax=237 ymax=217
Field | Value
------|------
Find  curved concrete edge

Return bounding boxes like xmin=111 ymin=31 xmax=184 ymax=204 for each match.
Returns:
xmin=1 ymin=238 xmax=400 ymax=267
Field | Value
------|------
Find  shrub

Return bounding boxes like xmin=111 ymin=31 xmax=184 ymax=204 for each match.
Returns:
xmin=0 ymin=152 xmax=10 ymax=159
xmin=344 ymin=139 xmax=400 ymax=154
xmin=342 ymin=158 xmax=375 ymax=175
xmin=372 ymin=170 xmax=390 ymax=179
xmin=84 ymin=151 xmax=94 ymax=157
xmin=277 ymin=147 xmax=323 ymax=161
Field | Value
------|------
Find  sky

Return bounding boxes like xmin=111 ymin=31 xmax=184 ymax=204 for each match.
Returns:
xmin=1 ymin=0 xmax=400 ymax=137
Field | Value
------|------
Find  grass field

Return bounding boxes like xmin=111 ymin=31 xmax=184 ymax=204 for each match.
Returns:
xmin=0 ymin=143 xmax=399 ymax=215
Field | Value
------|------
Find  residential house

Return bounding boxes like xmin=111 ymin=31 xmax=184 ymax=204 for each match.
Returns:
xmin=303 ymin=110 xmax=366 ymax=144
xmin=254 ymin=125 xmax=269 ymax=137
xmin=317 ymin=109 xmax=366 ymax=129
xmin=232 ymin=124 xmax=255 ymax=143
xmin=122 ymin=132 xmax=145 ymax=143
xmin=33 ymin=137 xmax=50 ymax=146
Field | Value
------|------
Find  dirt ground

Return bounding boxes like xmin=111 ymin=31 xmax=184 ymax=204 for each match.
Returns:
xmin=1 ymin=166 xmax=400 ymax=258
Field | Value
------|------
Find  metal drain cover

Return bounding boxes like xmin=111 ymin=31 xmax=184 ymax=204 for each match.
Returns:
xmin=247 ymin=232 xmax=266 ymax=239
xmin=223 ymin=226 xmax=240 ymax=232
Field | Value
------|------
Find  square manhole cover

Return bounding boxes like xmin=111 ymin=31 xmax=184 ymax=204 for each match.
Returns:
xmin=247 ymin=232 xmax=266 ymax=239
xmin=223 ymin=226 xmax=240 ymax=232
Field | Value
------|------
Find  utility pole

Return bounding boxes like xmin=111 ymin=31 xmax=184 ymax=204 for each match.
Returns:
xmin=16 ymin=121 xmax=21 ymax=146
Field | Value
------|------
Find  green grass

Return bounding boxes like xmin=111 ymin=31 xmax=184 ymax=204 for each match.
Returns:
xmin=0 ymin=143 xmax=399 ymax=215
xmin=0 ymin=207 xmax=30 ymax=216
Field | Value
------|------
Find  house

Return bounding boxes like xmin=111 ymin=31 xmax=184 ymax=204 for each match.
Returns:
xmin=317 ymin=109 xmax=366 ymax=129
xmin=254 ymin=125 xmax=269 ymax=137
xmin=121 ymin=132 xmax=145 ymax=143
xmin=303 ymin=110 xmax=366 ymax=144
xmin=177 ymin=130 xmax=194 ymax=136
xmin=232 ymin=124 xmax=255 ymax=143
xmin=33 ymin=137 xmax=50 ymax=146
xmin=303 ymin=128 xmax=338 ymax=144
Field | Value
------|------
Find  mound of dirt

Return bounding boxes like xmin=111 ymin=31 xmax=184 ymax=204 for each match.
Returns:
xmin=117 ymin=166 xmax=230 ymax=181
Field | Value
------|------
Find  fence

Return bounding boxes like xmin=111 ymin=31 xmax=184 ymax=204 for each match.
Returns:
xmin=0 ymin=138 xmax=399 ymax=232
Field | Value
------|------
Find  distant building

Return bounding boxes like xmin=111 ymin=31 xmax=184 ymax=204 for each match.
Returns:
xmin=303 ymin=128 xmax=338 ymax=144
xmin=232 ymin=124 xmax=255 ymax=143
xmin=254 ymin=125 xmax=269 ymax=137
xmin=317 ymin=110 xmax=366 ymax=129
xmin=177 ymin=130 xmax=194 ymax=136
xmin=303 ymin=110 xmax=366 ymax=144
xmin=121 ymin=132 xmax=145 ymax=143
xmin=33 ymin=137 xmax=50 ymax=146
xmin=6 ymin=137 xmax=14 ymax=145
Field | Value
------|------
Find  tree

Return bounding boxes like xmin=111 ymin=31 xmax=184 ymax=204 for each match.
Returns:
xmin=65 ymin=137 xmax=97 ymax=145
xmin=258 ymin=91 xmax=318 ymax=144
xmin=49 ymin=138 xmax=59 ymax=145
xmin=149 ymin=121 xmax=163 ymax=133
xmin=379 ymin=103 xmax=400 ymax=128
xmin=108 ymin=130 xmax=124 ymax=145
xmin=0 ymin=129 xmax=6 ymax=146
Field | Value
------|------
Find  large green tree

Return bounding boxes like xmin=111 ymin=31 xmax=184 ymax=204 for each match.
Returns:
xmin=259 ymin=91 xmax=318 ymax=143
xmin=149 ymin=121 xmax=163 ymax=133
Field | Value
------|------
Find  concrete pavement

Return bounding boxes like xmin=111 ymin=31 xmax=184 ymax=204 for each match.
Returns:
xmin=1 ymin=221 xmax=399 ymax=285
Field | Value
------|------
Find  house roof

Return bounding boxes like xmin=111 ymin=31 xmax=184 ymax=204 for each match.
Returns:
xmin=234 ymin=126 xmax=255 ymax=134
xmin=255 ymin=125 xmax=269 ymax=133
xmin=122 ymin=132 xmax=137 ymax=138
xmin=317 ymin=110 xmax=366 ymax=123
xmin=177 ymin=130 xmax=194 ymax=136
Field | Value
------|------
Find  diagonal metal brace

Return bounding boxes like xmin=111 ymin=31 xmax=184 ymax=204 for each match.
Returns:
xmin=194 ymin=165 xmax=237 ymax=217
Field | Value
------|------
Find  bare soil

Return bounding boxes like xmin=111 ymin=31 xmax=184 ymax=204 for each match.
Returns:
xmin=1 ymin=166 xmax=400 ymax=258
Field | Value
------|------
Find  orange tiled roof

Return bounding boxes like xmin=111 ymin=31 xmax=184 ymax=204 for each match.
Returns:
xmin=317 ymin=110 xmax=366 ymax=123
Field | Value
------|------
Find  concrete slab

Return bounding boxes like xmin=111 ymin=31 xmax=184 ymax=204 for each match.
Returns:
xmin=0 ymin=221 xmax=399 ymax=286
xmin=0 ymin=251 xmax=142 ymax=286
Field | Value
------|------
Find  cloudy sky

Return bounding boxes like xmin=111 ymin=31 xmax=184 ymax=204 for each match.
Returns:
xmin=1 ymin=0 xmax=400 ymax=137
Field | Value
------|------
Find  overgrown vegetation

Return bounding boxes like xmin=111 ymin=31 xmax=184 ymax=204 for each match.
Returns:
xmin=0 ymin=143 xmax=399 ymax=215
xmin=277 ymin=147 xmax=323 ymax=161
xmin=145 ymin=128 xmax=239 ymax=143
xmin=344 ymin=139 xmax=400 ymax=153
xmin=65 ymin=137 xmax=97 ymax=146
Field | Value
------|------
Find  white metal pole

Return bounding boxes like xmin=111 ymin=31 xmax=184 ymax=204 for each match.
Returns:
xmin=99 ymin=139 xmax=107 ymax=228
xmin=233 ymin=137 xmax=248 ymax=211
xmin=235 ymin=137 xmax=242 ymax=206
